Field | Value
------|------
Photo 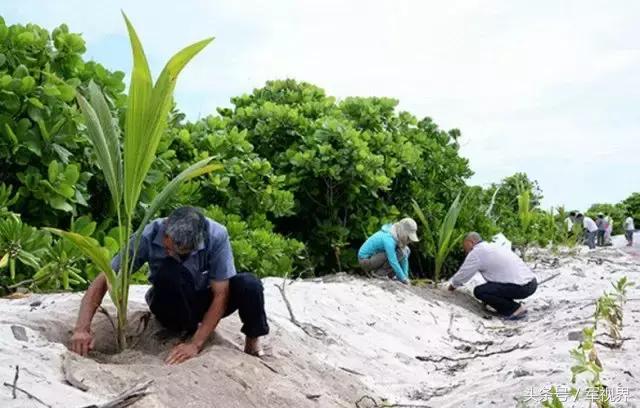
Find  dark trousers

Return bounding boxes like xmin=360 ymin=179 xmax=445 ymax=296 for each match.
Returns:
xmin=597 ymin=230 xmax=606 ymax=246
xmin=146 ymin=259 xmax=269 ymax=338
xmin=473 ymin=279 xmax=537 ymax=316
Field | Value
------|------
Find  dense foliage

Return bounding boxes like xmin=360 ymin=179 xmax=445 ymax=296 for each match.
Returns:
xmin=0 ymin=17 xmax=637 ymax=295
xmin=0 ymin=17 xmax=126 ymax=226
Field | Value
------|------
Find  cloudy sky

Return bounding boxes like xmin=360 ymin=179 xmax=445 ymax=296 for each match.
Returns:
xmin=4 ymin=1 xmax=638 ymax=210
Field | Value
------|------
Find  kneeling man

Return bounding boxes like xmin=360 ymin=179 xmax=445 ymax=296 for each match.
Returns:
xmin=70 ymin=206 xmax=269 ymax=363
xmin=448 ymin=232 xmax=537 ymax=320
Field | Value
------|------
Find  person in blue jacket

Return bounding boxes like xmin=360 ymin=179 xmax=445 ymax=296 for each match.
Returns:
xmin=358 ymin=218 xmax=419 ymax=284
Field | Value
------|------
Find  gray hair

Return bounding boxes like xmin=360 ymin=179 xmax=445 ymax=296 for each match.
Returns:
xmin=165 ymin=206 xmax=206 ymax=251
xmin=464 ymin=231 xmax=482 ymax=244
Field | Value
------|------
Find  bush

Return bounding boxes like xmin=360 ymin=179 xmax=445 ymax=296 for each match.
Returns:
xmin=219 ymin=79 xmax=478 ymax=276
xmin=0 ymin=17 xmax=126 ymax=227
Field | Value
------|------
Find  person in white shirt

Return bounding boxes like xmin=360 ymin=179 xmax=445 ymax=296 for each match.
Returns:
xmin=447 ymin=232 xmax=537 ymax=320
xmin=604 ymin=214 xmax=613 ymax=245
xmin=624 ymin=216 xmax=635 ymax=247
xmin=564 ymin=212 xmax=575 ymax=233
xmin=577 ymin=213 xmax=597 ymax=249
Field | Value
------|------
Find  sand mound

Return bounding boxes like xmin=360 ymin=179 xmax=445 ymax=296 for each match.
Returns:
xmin=1 ymin=241 xmax=639 ymax=407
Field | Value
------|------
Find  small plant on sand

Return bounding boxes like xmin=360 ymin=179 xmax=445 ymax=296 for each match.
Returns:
xmin=594 ymin=277 xmax=633 ymax=348
xmin=542 ymin=277 xmax=633 ymax=408
xmin=46 ymin=13 xmax=216 ymax=351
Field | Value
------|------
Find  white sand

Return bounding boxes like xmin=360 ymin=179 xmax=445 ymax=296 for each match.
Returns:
xmin=0 ymin=237 xmax=638 ymax=407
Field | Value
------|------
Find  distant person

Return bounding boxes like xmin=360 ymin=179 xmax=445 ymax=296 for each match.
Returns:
xmin=604 ymin=214 xmax=614 ymax=245
xmin=624 ymin=215 xmax=635 ymax=247
xmin=596 ymin=213 xmax=607 ymax=246
xmin=564 ymin=211 xmax=576 ymax=233
xmin=577 ymin=213 xmax=597 ymax=249
xmin=358 ymin=218 xmax=419 ymax=284
xmin=447 ymin=232 xmax=537 ymax=320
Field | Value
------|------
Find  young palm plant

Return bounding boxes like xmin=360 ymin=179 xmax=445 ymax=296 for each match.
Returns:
xmin=412 ymin=193 xmax=465 ymax=283
xmin=46 ymin=14 xmax=217 ymax=351
xmin=0 ymin=214 xmax=51 ymax=281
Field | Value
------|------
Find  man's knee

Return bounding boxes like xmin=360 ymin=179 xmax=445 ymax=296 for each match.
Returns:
xmin=232 ymin=273 xmax=264 ymax=294
xmin=473 ymin=284 xmax=488 ymax=300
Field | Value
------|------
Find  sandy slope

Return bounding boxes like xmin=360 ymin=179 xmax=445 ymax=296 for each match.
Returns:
xmin=0 ymin=237 xmax=639 ymax=407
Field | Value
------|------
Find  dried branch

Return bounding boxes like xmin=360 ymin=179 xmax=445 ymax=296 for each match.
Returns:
xmin=339 ymin=366 xmax=364 ymax=376
xmin=355 ymin=394 xmax=432 ymax=407
xmin=62 ymin=354 xmax=89 ymax=392
xmin=80 ymin=379 xmax=153 ymax=408
xmin=446 ymin=314 xmax=497 ymax=348
xmin=11 ymin=365 xmax=19 ymax=399
xmin=3 ymin=382 xmax=52 ymax=408
xmin=538 ymin=273 xmax=561 ymax=286
xmin=274 ymin=279 xmax=327 ymax=339
xmin=416 ymin=343 xmax=529 ymax=364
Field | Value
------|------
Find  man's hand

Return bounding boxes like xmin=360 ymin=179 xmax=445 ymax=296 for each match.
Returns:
xmin=447 ymin=284 xmax=456 ymax=292
xmin=166 ymin=342 xmax=200 ymax=365
xmin=70 ymin=329 xmax=94 ymax=356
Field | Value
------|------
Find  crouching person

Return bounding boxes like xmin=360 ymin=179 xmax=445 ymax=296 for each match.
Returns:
xmin=447 ymin=232 xmax=537 ymax=320
xmin=358 ymin=218 xmax=419 ymax=284
xmin=70 ymin=206 xmax=269 ymax=364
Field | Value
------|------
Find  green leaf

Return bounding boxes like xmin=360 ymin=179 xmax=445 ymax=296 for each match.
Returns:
xmin=44 ymin=228 xmax=118 ymax=295
xmin=28 ymin=97 xmax=44 ymax=109
xmin=122 ymin=12 xmax=213 ymax=218
xmin=49 ymin=196 xmax=73 ymax=212
xmin=76 ymin=92 xmax=122 ymax=208
xmin=63 ymin=164 xmax=80 ymax=184
xmin=58 ymin=184 xmax=75 ymax=198
xmin=122 ymin=12 xmax=153 ymax=217
xmin=43 ymin=84 xmax=61 ymax=96
xmin=48 ymin=160 xmax=59 ymax=183
xmin=4 ymin=124 xmax=18 ymax=146
xmin=136 ymin=158 xmax=220 ymax=235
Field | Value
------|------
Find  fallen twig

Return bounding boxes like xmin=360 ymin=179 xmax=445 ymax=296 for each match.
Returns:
xmin=355 ymin=394 xmax=432 ymax=407
xmin=3 ymin=381 xmax=52 ymax=407
xmin=339 ymin=366 xmax=364 ymax=376
xmin=80 ymin=379 xmax=153 ymax=408
xmin=416 ymin=343 xmax=529 ymax=364
xmin=62 ymin=354 xmax=89 ymax=392
xmin=446 ymin=314 xmax=496 ymax=348
xmin=259 ymin=360 xmax=279 ymax=374
xmin=538 ymin=273 xmax=561 ymax=286
xmin=11 ymin=365 xmax=19 ymax=399
xmin=274 ymin=279 xmax=327 ymax=338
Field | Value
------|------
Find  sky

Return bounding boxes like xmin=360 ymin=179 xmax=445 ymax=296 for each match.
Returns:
xmin=3 ymin=1 xmax=639 ymax=211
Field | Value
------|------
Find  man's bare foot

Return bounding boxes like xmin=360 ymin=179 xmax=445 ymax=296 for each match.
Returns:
xmin=505 ymin=305 xmax=527 ymax=320
xmin=244 ymin=336 xmax=264 ymax=357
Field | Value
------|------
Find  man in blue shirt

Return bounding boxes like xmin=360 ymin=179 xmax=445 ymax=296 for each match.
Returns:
xmin=70 ymin=206 xmax=269 ymax=364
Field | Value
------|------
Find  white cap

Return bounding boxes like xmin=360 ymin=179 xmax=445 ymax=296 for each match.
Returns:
xmin=396 ymin=217 xmax=419 ymax=242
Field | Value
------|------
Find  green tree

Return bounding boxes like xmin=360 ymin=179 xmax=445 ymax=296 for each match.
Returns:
xmin=0 ymin=16 xmax=126 ymax=226
xmin=621 ymin=192 xmax=640 ymax=223
xmin=220 ymin=79 xmax=475 ymax=275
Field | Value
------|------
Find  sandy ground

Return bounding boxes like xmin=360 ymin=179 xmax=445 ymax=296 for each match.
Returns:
xmin=0 ymin=233 xmax=638 ymax=407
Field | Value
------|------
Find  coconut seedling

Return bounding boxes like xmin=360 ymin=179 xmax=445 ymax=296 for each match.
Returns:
xmin=47 ymin=13 xmax=217 ymax=351
xmin=412 ymin=192 xmax=465 ymax=283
